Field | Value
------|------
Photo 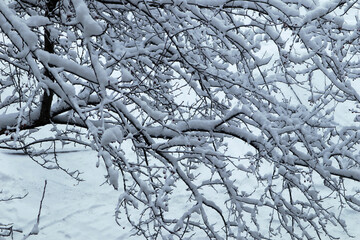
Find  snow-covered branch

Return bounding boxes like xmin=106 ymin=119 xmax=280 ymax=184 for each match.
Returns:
xmin=1 ymin=0 xmax=360 ymax=239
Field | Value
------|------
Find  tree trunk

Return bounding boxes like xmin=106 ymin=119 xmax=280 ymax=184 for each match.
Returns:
xmin=37 ymin=0 xmax=59 ymax=125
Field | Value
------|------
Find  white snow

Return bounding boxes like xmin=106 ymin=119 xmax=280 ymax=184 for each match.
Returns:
xmin=25 ymin=16 xmax=51 ymax=28
xmin=0 ymin=148 xmax=135 ymax=240
xmin=0 ymin=2 xmax=38 ymax=50
xmin=100 ymin=127 xmax=123 ymax=146
xmin=72 ymin=0 xmax=103 ymax=37
xmin=30 ymin=222 xmax=39 ymax=235
xmin=121 ymin=67 xmax=133 ymax=82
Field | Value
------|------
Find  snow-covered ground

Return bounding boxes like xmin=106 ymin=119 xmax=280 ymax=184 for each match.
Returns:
xmin=0 ymin=148 xmax=136 ymax=240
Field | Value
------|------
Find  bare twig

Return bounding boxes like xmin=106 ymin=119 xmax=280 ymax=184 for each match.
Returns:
xmin=22 ymin=180 xmax=47 ymax=239
xmin=36 ymin=180 xmax=48 ymax=227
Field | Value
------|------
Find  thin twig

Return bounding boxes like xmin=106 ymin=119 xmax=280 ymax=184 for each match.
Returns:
xmin=22 ymin=180 xmax=47 ymax=240
xmin=36 ymin=180 xmax=47 ymax=226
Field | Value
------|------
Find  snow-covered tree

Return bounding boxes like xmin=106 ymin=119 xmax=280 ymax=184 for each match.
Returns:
xmin=1 ymin=0 xmax=360 ymax=239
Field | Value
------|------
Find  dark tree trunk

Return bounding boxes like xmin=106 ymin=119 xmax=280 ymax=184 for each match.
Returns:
xmin=37 ymin=0 xmax=59 ymax=125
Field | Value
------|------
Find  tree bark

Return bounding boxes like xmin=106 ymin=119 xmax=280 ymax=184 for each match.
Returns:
xmin=37 ymin=0 xmax=59 ymax=125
